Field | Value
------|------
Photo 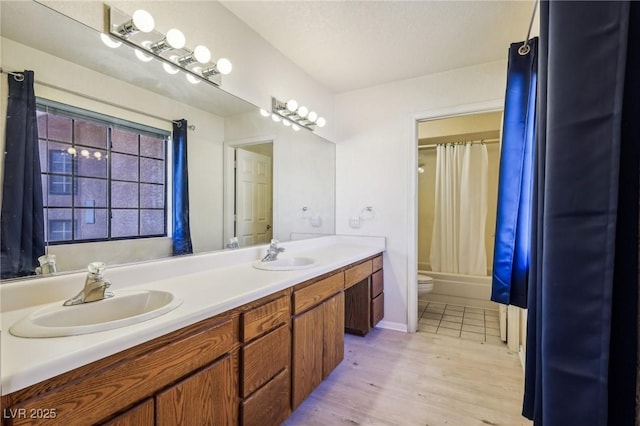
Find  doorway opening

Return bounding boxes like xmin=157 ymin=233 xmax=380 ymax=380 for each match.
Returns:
xmin=415 ymin=111 xmax=503 ymax=344
xmin=408 ymin=100 xmax=504 ymax=333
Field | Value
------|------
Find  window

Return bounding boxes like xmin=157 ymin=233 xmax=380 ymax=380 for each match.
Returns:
xmin=48 ymin=219 xmax=74 ymax=242
xmin=48 ymin=150 xmax=76 ymax=195
xmin=37 ymin=100 xmax=169 ymax=244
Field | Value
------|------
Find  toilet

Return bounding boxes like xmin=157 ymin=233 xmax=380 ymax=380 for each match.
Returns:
xmin=418 ymin=274 xmax=434 ymax=295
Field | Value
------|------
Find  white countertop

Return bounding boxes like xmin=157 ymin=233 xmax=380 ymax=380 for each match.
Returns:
xmin=0 ymin=236 xmax=385 ymax=395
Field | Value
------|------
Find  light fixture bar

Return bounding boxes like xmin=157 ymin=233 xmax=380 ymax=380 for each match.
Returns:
xmin=270 ymin=97 xmax=326 ymax=132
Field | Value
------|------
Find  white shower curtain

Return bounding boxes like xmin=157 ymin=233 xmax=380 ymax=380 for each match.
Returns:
xmin=430 ymin=142 xmax=488 ymax=276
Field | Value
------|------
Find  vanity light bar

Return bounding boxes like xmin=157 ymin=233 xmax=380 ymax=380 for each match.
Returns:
xmin=107 ymin=7 xmax=232 ymax=86
xmin=270 ymin=97 xmax=326 ymax=132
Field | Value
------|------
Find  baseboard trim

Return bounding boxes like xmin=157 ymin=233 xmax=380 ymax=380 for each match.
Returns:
xmin=376 ymin=320 xmax=408 ymax=333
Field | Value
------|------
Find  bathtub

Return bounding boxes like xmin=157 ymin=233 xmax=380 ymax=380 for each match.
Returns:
xmin=418 ymin=270 xmax=497 ymax=310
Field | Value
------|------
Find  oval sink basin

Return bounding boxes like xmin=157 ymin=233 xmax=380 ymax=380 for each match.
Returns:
xmin=252 ymin=257 xmax=317 ymax=271
xmin=10 ymin=290 xmax=182 ymax=338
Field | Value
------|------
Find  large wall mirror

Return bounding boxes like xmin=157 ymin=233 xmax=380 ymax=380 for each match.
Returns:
xmin=0 ymin=1 xmax=336 ymax=280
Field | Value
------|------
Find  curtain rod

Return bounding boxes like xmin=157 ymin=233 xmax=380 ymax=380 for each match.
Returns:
xmin=0 ymin=68 xmax=194 ymax=130
xmin=418 ymin=138 xmax=500 ymax=150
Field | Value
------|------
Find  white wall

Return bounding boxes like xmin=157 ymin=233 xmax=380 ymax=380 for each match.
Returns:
xmin=335 ymin=60 xmax=507 ymax=329
xmin=1 ymin=37 xmax=225 ymax=270
xmin=40 ymin=0 xmax=336 ymax=142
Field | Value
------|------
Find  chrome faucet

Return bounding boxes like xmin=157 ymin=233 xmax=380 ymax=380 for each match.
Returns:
xmin=63 ymin=262 xmax=114 ymax=306
xmin=261 ymin=239 xmax=285 ymax=262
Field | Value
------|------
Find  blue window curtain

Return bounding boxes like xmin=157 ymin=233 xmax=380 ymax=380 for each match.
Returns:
xmin=172 ymin=119 xmax=193 ymax=256
xmin=524 ymin=1 xmax=639 ymax=424
xmin=0 ymin=71 xmax=45 ymax=279
xmin=491 ymin=38 xmax=537 ymax=309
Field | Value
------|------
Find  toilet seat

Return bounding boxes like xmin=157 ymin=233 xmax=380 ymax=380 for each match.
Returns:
xmin=418 ymin=274 xmax=434 ymax=293
xmin=417 ymin=274 xmax=433 ymax=284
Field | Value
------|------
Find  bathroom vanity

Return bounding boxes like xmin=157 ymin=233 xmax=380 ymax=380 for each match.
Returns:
xmin=0 ymin=236 xmax=384 ymax=425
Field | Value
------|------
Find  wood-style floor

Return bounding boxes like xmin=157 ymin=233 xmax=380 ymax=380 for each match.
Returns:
xmin=284 ymin=327 xmax=531 ymax=426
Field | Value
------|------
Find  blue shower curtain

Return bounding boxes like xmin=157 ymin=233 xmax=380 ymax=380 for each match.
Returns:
xmin=524 ymin=1 xmax=639 ymax=424
xmin=0 ymin=71 xmax=45 ymax=279
xmin=491 ymin=38 xmax=537 ymax=309
xmin=172 ymin=119 xmax=193 ymax=256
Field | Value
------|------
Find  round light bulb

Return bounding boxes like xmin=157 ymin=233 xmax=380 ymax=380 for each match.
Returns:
xmin=135 ymin=41 xmax=153 ymax=62
xmin=163 ymin=62 xmax=180 ymax=74
xmin=216 ymin=58 xmax=233 ymax=75
xmin=80 ymin=149 xmax=90 ymax=157
xmin=286 ymin=99 xmax=298 ymax=112
xmin=316 ymin=117 xmax=326 ymax=127
xmin=100 ymin=34 xmax=122 ymax=48
xmin=292 ymin=124 xmax=301 ymax=131
xmin=166 ymin=29 xmax=186 ymax=49
xmin=297 ymin=106 xmax=308 ymax=118
xmin=283 ymin=120 xmax=291 ymax=127
xmin=271 ymin=113 xmax=281 ymax=122
xmin=186 ymin=74 xmax=200 ymax=84
xmin=260 ymin=109 xmax=270 ymax=117
xmin=132 ymin=10 xmax=155 ymax=33
xmin=93 ymin=152 xmax=103 ymax=159
xmin=307 ymin=111 xmax=318 ymax=123
xmin=67 ymin=147 xmax=77 ymax=155
xmin=193 ymin=45 xmax=211 ymax=63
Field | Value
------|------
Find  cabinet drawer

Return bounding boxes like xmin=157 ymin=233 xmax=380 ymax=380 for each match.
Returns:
xmin=242 ymin=324 xmax=290 ymax=397
xmin=372 ymin=254 xmax=383 ymax=272
xmin=242 ymin=295 xmax=289 ymax=342
xmin=370 ymin=269 xmax=383 ymax=298
xmin=293 ymin=272 xmax=344 ymax=315
xmin=241 ymin=368 xmax=290 ymax=426
xmin=371 ymin=293 xmax=384 ymax=328
xmin=7 ymin=320 xmax=235 ymax=426
xmin=345 ymin=261 xmax=372 ymax=289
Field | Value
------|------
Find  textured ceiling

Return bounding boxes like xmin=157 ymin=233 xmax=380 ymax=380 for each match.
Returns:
xmin=221 ymin=1 xmax=536 ymax=94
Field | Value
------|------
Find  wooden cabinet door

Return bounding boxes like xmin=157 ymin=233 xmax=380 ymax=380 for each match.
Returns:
xmin=291 ymin=303 xmax=324 ymax=410
xmin=101 ymin=399 xmax=154 ymax=426
xmin=323 ymin=292 xmax=345 ymax=378
xmin=156 ymin=354 xmax=237 ymax=426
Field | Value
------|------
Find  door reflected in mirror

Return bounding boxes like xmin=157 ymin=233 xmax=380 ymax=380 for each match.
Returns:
xmin=233 ymin=143 xmax=273 ymax=247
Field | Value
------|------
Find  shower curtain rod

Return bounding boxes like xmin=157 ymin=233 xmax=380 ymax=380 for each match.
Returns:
xmin=418 ymin=138 xmax=500 ymax=150
xmin=0 ymin=68 xmax=194 ymax=130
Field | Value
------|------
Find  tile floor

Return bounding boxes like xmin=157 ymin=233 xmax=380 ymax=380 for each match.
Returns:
xmin=417 ymin=300 xmax=504 ymax=345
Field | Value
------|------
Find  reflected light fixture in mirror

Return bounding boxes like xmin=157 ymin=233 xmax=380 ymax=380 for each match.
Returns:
xmin=108 ymin=7 xmax=232 ymax=86
xmin=100 ymin=34 xmax=122 ymax=49
xmin=134 ymin=41 xmax=154 ymax=62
